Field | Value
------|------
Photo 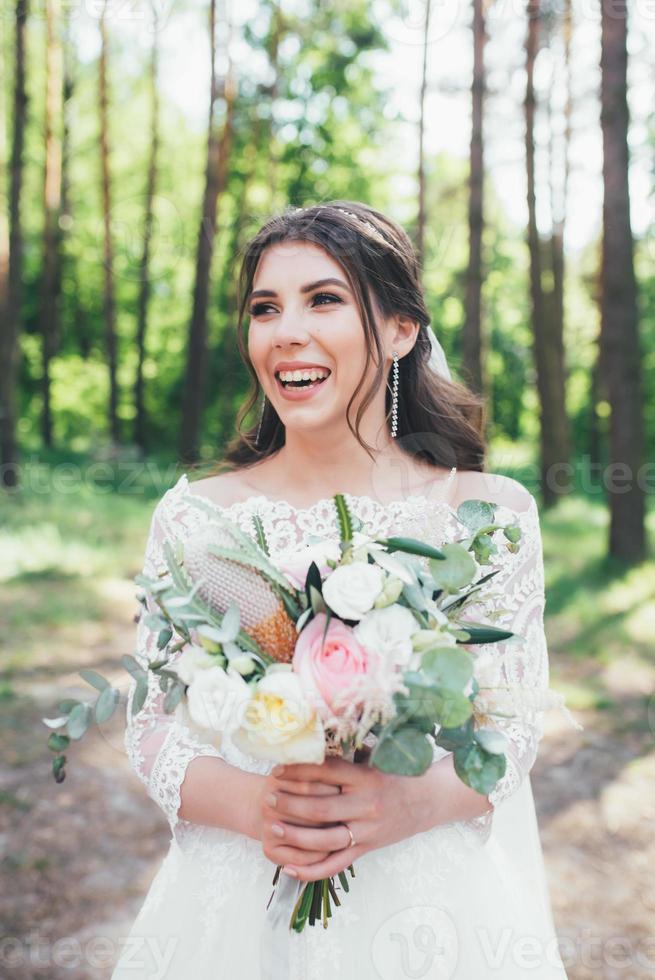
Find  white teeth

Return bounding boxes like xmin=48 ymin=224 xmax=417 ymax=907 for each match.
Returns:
xmin=277 ymin=368 xmax=330 ymax=382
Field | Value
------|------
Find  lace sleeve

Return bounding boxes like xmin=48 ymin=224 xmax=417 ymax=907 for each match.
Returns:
xmin=124 ymin=491 xmax=224 ymax=836
xmin=460 ymin=492 xmax=550 ymax=812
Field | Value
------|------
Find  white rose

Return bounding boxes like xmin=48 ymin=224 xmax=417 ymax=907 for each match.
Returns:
xmin=230 ymin=665 xmax=325 ymax=764
xmin=185 ymin=666 xmax=252 ymax=740
xmin=322 ymin=561 xmax=385 ymax=620
xmin=173 ymin=645 xmax=220 ymax=685
xmin=276 ymin=539 xmax=342 ymax=590
xmin=354 ymin=604 xmax=421 ymax=669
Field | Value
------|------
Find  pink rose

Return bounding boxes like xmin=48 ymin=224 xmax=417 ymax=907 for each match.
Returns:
xmin=292 ymin=612 xmax=375 ymax=721
xmin=276 ymin=540 xmax=342 ymax=590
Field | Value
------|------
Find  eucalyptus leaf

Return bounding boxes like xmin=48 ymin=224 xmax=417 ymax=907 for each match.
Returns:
xmin=79 ymin=668 xmax=110 ymax=692
xmin=456 ymin=500 xmax=495 ymax=532
xmin=421 ymin=647 xmax=474 ymax=692
xmin=474 ymin=728 xmax=509 ymax=755
xmin=95 ymin=686 xmax=120 ymax=724
xmin=121 ymin=654 xmax=148 ymax=681
xmin=58 ymin=698 xmax=80 ymax=713
xmin=164 ymin=682 xmax=184 ymax=713
xmin=429 ymin=544 xmax=477 ymax=593
xmin=434 ymin=717 xmax=474 ymax=751
xmin=143 ymin=612 xmax=169 ymax=630
xmin=504 ymin=524 xmax=522 ymax=544
xmin=370 ymin=725 xmax=434 ymax=775
xmin=131 ymin=676 xmax=149 ymax=716
xmin=67 ymin=702 xmax=93 ymax=740
xmin=47 ymin=732 xmax=70 ymax=752
xmin=454 ymin=742 xmax=507 ymax=796
xmin=157 ymin=626 xmax=173 ymax=650
xmin=52 ymin=754 xmax=67 ymax=783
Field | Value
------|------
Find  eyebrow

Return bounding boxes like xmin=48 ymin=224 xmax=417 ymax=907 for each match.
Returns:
xmin=247 ymin=277 xmax=351 ymax=303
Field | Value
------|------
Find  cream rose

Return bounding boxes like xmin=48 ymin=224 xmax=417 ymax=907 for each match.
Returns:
xmin=172 ymin=645 xmax=219 ymax=686
xmin=322 ymin=560 xmax=385 ymax=620
xmin=184 ymin=665 xmax=252 ymax=742
xmin=230 ymin=664 xmax=325 ymax=764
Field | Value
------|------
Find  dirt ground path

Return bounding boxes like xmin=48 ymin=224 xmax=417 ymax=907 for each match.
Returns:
xmin=2 ymin=636 xmax=653 ymax=979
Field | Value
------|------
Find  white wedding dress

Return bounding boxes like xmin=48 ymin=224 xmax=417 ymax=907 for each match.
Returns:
xmin=111 ymin=471 xmax=569 ymax=979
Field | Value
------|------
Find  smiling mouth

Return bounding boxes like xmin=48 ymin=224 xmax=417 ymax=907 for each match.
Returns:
xmin=275 ymin=371 xmax=331 ymax=389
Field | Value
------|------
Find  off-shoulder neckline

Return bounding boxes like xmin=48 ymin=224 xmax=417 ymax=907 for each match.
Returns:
xmin=172 ymin=471 xmax=537 ymax=523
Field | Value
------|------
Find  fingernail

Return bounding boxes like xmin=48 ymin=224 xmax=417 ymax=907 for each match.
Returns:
xmin=282 ymin=866 xmax=298 ymax=878
xmin=271 ymin=823 xmax=285 ymax=837
xmin=272 ymin=765 xmax=285 ymax=777
xmin=266 ymin=793 xmax=277 ymax=807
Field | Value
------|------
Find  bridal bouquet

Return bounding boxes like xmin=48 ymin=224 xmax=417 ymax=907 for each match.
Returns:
xmin=44 ymin=491 xmax=576 ymax=932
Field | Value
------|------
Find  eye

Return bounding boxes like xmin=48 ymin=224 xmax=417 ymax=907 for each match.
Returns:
xmin=248 ymin=292 xmax=344 ymax=317
xmin=312 ymin=292 xmax=343 ymax=307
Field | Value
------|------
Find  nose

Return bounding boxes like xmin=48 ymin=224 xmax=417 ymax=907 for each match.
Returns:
xmin=271 ymin=303 xmax=312 ymax=349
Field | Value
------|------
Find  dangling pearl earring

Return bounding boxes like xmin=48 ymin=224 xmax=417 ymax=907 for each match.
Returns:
xmin=256 ymin=394 xmax=266 ymax=444
xmin=391 ymin=350 xmax=399 ymax=438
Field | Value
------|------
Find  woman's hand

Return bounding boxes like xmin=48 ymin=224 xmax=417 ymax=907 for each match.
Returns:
xmin=258 ymin=768 xmax=343 ymax=869
xmin=264 ymin=754 xmax=427 ymax=883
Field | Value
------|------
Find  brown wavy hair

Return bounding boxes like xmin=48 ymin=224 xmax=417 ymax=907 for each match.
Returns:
xmin=212 ymin=200 xmax=486 ymax=475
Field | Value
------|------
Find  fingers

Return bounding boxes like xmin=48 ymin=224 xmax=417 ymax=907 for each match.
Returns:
xmin=268 ymin=789 xmax=345 ymax=825
xmin=268 ymin=820 xmax=351 ymax=855
xmin=274 ymin=778 xmax=342 ymax=797
xmin=282 ymin=842 xmax=364 ymax=883
xmin=265 ymin=842 xmax=332 ymax=867
xmin=273 ymin=759 xmax=353 ymax=788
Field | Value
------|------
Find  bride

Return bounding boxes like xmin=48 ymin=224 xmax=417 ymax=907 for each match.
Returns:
xmin=111 ymin=201 xmax=570 ymax=978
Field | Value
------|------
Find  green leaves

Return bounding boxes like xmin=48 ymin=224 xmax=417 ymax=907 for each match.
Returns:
xmin=371 ymin=725 xmax=434 ymax=776
xmin=453 ymin=741 xmax=507 ymax=796
xmin=421 ymin=647 xmax=474 ymax=692
xmin=383 ymin=536 xmax=446 ymax=560
xmin=67 ymin=703 xmax=93 ymax=740
xmin=429 ymin=543 xmax=477 ymax=594
xmin=456 ymin=500 xmax=496 ymax=532
xmin=79 ymin=669 xmax=110 ymax=692
xmin=455 ymin=623 xmax=516 ymax=644
xmin=95 ymin=685 xmax=120 ymax=724
xmin=333 ymin=493 xmax=354 ymax=544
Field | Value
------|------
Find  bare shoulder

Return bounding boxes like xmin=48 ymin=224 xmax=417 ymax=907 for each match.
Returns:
xmin=452 ymin=471 xmax=534 ymax=514
xmin=185 ymin=468 xmax=255 ymax=508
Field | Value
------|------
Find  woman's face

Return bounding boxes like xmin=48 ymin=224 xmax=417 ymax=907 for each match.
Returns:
xmin=247 ymin=239 xmax=389 ymax=437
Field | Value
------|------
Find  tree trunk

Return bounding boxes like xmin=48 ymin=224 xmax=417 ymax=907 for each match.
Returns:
xmin=542 ymin=0 xmax=572 ymax=497
xmin=0 ymin=0 xmax=28 ymax=490
xmin=40 ymin=0 xmax=64 ymax=448
xmin=179 ymin=0 xmax=237 ymax=463
xmin=134 ymin=3 xmax=161 ymax=452
xmin=462 ymin=0 xmax=486 ymax=396
xmin=524 ymin=0 xmax=569 ymax=508
xmin=599 ymin=0 xmax=646 ymax=562
xmin=416 ymin=0 xmax=431 ymax=268
xmin=98 ymin=0 xmax=120 ymax=445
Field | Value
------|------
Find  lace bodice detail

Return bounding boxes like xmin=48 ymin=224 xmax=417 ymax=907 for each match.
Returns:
xmin=124 ymin=471 xmax=549 ymax=847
